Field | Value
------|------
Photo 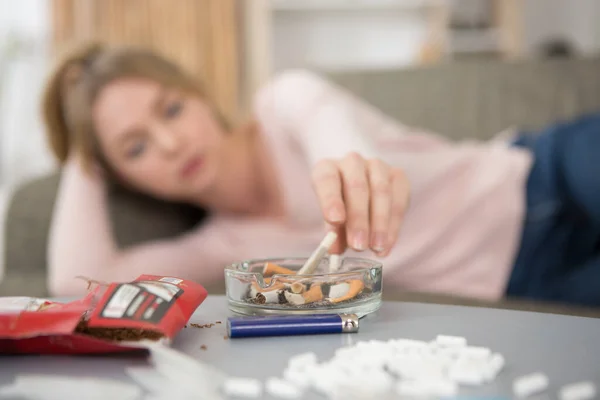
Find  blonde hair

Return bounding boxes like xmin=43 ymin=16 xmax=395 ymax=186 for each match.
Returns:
xmin=42 ymin=41 xmax=228 ymax=171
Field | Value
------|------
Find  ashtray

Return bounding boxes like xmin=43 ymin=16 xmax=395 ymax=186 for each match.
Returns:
xmin=224 ymin=256 xmax=382 ymax=317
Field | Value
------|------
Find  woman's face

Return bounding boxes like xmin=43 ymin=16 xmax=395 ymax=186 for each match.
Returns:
xmin=92 ymin=78 xmax=226 ymax=202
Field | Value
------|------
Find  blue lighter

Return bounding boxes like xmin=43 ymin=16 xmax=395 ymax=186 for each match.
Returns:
xmin=227 ymin=313 xmax=359 ymax=338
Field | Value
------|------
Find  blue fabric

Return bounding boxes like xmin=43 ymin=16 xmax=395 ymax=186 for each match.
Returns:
xmin=507 ymin=113 xmax=600 ymax=307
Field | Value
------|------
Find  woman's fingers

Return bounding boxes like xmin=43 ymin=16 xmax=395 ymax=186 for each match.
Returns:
xmin=312 ymin=153 xmax=409 ymax=257
xmin=366 ymin=159 xmax=392 ymax=254
xmin=339 ymin=153 xmax=370 ymax=251
xmin=326 ymin=222 xmax=347 ymax=255
xmin=311 ymin=159 xmax=346 ymax=225
xmin=379 ymin=168 xmax=410 ymax=257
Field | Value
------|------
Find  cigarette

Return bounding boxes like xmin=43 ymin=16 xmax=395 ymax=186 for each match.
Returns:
xmin=297 ymin=232 xmax=338 ymax=275
xmin=290 ymin=282 xmax=306 ymax=294
xmin=327 ymin=280 xmax=364 ymax=303
xmin=285 ymin=284 xmax=323 ymax=305
xmin=263 ymin=262 xmax=296 ymax=277
xmin=250 ymin=278 xmax=285 ymax=297
xmin=328 ymin=282 xmax=350 ymax=299
xmin=328 ymin=254 xmax=342 ymax=273
xmin=254 ymin=290 xmax=282 ymax=304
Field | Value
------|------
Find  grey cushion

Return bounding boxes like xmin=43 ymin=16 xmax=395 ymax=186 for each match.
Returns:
xmin=1 ymin=172 xmax=205 ymax=296
xmin=327 ymin=56 xmax=600 ymax=140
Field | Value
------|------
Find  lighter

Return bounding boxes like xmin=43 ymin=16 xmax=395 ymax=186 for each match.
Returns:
xmin=227 ymin=313 xmax=359 ymax=338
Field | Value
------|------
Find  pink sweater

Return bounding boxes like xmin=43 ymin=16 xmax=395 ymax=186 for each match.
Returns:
xmin=48 ymin=70 xmax=533 ymax=299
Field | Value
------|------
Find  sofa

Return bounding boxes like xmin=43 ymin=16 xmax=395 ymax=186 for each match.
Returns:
xmin=4 ymin=56 xmax=600 ymax=315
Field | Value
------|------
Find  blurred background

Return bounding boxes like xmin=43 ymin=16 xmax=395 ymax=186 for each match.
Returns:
xmin=3 ymin=0 xmax=600 ymax=300
xmin=1 ymin=0 xmax=599 ymax=190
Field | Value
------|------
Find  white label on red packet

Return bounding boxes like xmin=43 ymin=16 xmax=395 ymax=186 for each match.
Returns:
xmin=136 ymin=282 xmax=181 ymax=301
xmin=0 ymin=297 xmax=50 ymax=313
xmin=102 ymin=284 xmax=141 ymax=318
xmin=158 ymin=277 xmax=183 ymax=285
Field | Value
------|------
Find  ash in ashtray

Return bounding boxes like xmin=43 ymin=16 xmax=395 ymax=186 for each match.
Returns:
xmin=243 ymin=279 xmax=372 ymax=308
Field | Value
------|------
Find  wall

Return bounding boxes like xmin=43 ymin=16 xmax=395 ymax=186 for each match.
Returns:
xmin=272 ymin=5 xmax=433 ymax=71
xmin=0 ymin=0 xmax=55 ymax=281
xmin=2 ymin=0 xmax=600 ymax=188
xmin=269 ymin=0 xmax=600 ymax=73
xmin=522 ymin=0 xmax=600 ymax=55
xmin=0 ymin=0 xmax=56 ymax=187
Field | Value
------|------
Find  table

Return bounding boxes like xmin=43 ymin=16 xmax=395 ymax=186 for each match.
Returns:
xmin=2 ymin=295 xmax=600 ymax=399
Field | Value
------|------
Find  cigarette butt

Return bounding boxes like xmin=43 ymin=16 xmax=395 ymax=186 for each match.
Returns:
xmin=252 ymin=277 xmax=285 ymax=291
xmin=285 ymin=284 xmax=323 ymax=305
xmin=328 ymin=282 xmax=350 ymax=299
xmin=290 ymin=282 xmax=305 ymax=294
xmin=255 ymin=290 xmax=282 ymax=304
xmin=250 ymin=278 xmax=286 ymax=299
xmin=263 ymin=262 xmax=296 ymax=276
xmin=284 ymin=292 xmax=303 ymax=305
xmin=327 ymin=280 xmax=364 ymax=303
xmin=304 ymin=284 xmax=323 ymax=303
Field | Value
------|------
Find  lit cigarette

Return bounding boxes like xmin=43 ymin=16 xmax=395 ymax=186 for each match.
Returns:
xmin=327 ymin=280 xmax=364 ymax=303
xmin=297 ymin=232 xmax=338 ymax=275
xmin=328 ymin=255 xmax=342 ymax=273
xmin=285 ymin=284 xmax=323 ymax=305
xmin=263 ymin=262 xmax=296 ymax=277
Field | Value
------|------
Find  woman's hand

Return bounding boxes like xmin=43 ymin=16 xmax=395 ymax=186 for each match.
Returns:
xmin=311 ymin=152 xmax=410 ymax=257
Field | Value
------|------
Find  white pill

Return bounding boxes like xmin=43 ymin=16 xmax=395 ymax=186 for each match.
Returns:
xmin=222 ymin=377 xmax=263 ymax=398
xmin=396 ymin=380 xmax=430 ymax=397
xmin=389 ymin=358 xmax=444 ymax=381
xmin=265 ymin=377 xmax=303 ymax=399
xmin=272 ymin=335 xmax=510 ymax=398
xmin=312 ymin=372 xmax=346 ymax=398
xmin=460 ymin=346 xmax=492 ymax=359
xmin=425 ymin=379 xmax=459 ymax=397
xmin=396 ymin=378 xmax=457 ymax=397
xmin=513 ymin=372 xmax=549 ymax=398
xmin=353 ymin=370 xmax=394 ymax=392
xmin=283 ymin=367 xmax=312 ymax=389
xmin=448 ymin=365 xmax=485 ymax=386
xmin=434 ymin=346 xmax=463 ymax=360
xmin=436 ymin=335 xmax=467 ymax=347
xmin=390 ymin=339 xmax=429 ymax=351
xmin=483 ymin=353 xmax=505 ymax=382
xmin=559 ymin=381 xmax=597 ymax=400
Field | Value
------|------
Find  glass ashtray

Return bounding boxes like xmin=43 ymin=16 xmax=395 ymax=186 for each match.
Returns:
xmin=224 ymin=256 xmax=382 ymax=317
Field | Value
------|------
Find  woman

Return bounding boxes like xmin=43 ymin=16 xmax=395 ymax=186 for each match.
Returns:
xmin=44 ymin=42 xmax=409 ymax=297
xmin=45 ymin=42 xmax=600 ymax=308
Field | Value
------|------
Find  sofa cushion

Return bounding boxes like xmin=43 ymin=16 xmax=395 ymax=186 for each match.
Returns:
xmin=1 ymin=172 xmax=208 ymax=296
xmin=326 ymin=56 xmax=600 ymax=141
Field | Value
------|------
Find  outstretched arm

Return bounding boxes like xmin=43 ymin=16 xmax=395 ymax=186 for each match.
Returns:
xmin=254 ymin=69 xmax=384 ymax=165
xmin=254 ymin=70 xmax=411 ymax=257
xmin=47 ymin=156 xmax=228 ymax=297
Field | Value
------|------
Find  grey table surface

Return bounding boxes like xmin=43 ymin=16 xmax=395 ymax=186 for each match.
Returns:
xmin=1 ymin=295 xmax=600 ymax=399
